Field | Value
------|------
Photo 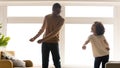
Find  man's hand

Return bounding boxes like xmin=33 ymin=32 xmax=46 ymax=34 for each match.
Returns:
xmin=37 ymin=39 xmax=43 ymax=44
xmin=82 ymin=45 xmax=86 ymax=50
xmin=29 ymin=38 xmax=35 ymax=42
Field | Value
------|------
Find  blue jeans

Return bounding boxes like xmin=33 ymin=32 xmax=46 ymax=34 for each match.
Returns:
xmin=94 ymin=55 xmax=109 ymax=68
xmin=42 ymin=42 xmax=61 ymax=68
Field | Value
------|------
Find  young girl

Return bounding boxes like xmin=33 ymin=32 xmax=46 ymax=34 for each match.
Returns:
xmin=82 ymin=21 xmax=110 ymax=68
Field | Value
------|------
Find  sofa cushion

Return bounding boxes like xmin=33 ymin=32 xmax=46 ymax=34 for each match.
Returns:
xmin=1 ymin=51 xmax=13 ymax=60
xmin=1 ymin=51 xmax=25 ymax=67
xmin=12 ymin=59 xmax=25 ymax=67
xmin=0 ymin=51 xmax=14 ymax=60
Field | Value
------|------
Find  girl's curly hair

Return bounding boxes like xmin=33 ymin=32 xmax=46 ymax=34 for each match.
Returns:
xmin=94 ymin=21 xmax=105 ymax=35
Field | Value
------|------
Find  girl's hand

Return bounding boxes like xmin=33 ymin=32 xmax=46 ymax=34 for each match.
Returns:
xmin=106 ymin=47 xmax=110 ymax=51
xmin=82 ymin=45 xmax=86 ymax=50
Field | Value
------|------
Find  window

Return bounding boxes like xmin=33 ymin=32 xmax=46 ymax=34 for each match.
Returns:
xmin=7 ymin=6 xmax=52 ymax=17
xmin=65 ymin=24 xmax=113 ymax=66
xmin=7 ymin=23 xmax=43 ymax=66
xmin=7 ymin=23 xmax=55 ymax=66
xmin=65 ymin=6 xmax=113 ymax=17
xmin=7 ymin=5 xmax=54 ymax=66
xmin=6 ymin=4 xmax=114 ymax=67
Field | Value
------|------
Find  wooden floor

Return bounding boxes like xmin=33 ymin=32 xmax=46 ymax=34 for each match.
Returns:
xmin=14 ymin=66 xmax=93 ymax=68
xmin=14 ymin=67 xmax=92 ymax=68
xmin=14 ymin=65 xmax=94 ymax=68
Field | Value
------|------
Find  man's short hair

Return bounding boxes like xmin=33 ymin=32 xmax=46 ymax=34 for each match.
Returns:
xmin=52 ymin=3 xmax=61 ymax=11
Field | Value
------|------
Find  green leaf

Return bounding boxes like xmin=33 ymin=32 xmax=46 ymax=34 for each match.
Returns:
xmin=0 ymin=35 xmax=4 ymax=42
xmin=0 ymin=34 xmax=10 ymax=46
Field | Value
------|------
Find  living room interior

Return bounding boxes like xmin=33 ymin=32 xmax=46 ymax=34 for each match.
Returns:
xmin=0 ymin=0 xmax=120 ymax=68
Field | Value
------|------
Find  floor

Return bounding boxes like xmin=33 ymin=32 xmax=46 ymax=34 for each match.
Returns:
xmin=15 ymin=67 xmax=92 ymax=68
xmin=14 ymin=66 xmax=93 ymax=68
xmin=14 ymin=65 xmax=94 ymax=68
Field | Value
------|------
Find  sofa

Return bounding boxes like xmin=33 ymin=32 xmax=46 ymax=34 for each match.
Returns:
xmin=106 ymin=61 xmax=120 ymax=68
xmin=0 ymin=51 xmax=33 ymax=68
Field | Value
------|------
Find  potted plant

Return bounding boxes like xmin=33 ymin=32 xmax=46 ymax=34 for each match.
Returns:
xmin=0 ymin=23 xmax=10 ymax=51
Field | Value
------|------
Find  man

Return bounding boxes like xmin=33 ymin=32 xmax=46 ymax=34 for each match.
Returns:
xmin=29 ymin=3 xmax=64 ymax=68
